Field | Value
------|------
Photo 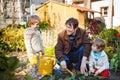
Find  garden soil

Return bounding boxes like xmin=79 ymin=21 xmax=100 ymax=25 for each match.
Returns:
xmin=9 ymin=52 xmax=120 ymax=80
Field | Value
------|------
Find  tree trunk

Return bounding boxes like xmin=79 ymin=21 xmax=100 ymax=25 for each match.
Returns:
xmin=0 ymin=0 xmax=3 ymax=15
xmin=12 ymin=0 xmax=15 ymax=24
xmin=30 ymin=0 xmax=33 ymax=15
xmin=23 ymin=0 xmax=27 ymax=14
xmin=3 ymin=0 xmax=7 ymax=24
xmin=18 ymin=0 xmax=22 ymax=22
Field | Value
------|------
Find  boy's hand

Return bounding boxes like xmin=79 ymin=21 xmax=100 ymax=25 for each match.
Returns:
xmin=89 ymin=71 xmax=92 ymax=75
xmin=94 ymin=70 xmax=99 ymax=76
xmin=40 ymin=52 xmax=44 ymax=56
xmin=89 ymin=69 xmax=94 ymax=75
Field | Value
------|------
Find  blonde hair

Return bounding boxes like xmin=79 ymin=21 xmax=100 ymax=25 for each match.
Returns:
xmin=93 ymin=38 xmax=105 ymax=50
xmin=28 ymin=15 xmax=40 ymax=27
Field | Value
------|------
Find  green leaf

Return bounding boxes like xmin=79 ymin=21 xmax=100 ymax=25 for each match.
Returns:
xmin=14 ymin=62 xmax=27 ymax=69
xmin=21 ymin=75 xmax=33 ymax=80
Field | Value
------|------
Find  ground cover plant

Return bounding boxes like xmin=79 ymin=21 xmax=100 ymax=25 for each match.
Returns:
xmin=0 ymin=24 xmax=120 ymax=80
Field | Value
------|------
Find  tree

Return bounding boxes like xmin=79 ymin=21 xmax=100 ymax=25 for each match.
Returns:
xmin=3 ymin=0 xmax=7 ymax=24
xmin=12 ymin=0 xmax=16 ymax=24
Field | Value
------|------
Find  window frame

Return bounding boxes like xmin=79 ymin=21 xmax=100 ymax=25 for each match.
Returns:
xmin=100 ymin=6 xmax=114 ymax=17
xmin=100 ymin=6 xmax=109 ymax=17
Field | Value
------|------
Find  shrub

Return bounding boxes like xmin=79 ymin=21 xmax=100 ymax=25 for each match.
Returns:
xmin=104 ymin=46 xmax=114 ymax=60
xmin=39 ymin=21 xmax=49 ymax=31
xmin=0 ymin=21 xmax=49 ymax=52
xmin=0 ymin=27 xmax=25 ymax=52
xmin=110 ymin=41 xmax=120 ymax=72
xmin=115 ymin=26 xmax=120 ymax=32
xmin=98 ymin=29 xmax=118 ymax=43
xmin=44 ymin=47 xmax=54 ymax=56
xmin=87 ymin=19 xmax=106 ymax=35
xmin=0 ymin=51 xmax=26 ymax=80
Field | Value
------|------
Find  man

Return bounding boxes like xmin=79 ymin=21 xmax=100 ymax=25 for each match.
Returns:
xmin=55 ymin=17 xmax=91 ymax=74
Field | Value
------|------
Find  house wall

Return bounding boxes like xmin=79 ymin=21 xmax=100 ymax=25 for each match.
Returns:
xmin=91 ymin=0 xmax=109 ymax=27
xmin=37 ymin=2 xmax=85 ymax=31
xmin=78 ymin=0 xmax=120 ymax=28
xmin=92 ymin=0 xmax=120 ymax=27
xmin=50 ymin=2 xmax=85 ymax=28
xmin=37 ymin=2 xmax=85 ymax=47
xmin=113 ymin=0 xmax=120 ymax=27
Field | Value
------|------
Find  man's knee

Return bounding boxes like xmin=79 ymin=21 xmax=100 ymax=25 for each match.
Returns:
xmin=76 ymin=46 xmax=84 ymax=58
xmin=78 ymin=46 xmax=84 ymax=53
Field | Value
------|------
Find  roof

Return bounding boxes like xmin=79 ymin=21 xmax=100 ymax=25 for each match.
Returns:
xmin=73 ymin=0 xmax=101 ymax=4
xmin=69 ymin=4 xmax=100 ymax=13
xmin=36 ymin=1 xmax=69 ymax=10
xmin=36 ymin=1 xmax=100 ymax=13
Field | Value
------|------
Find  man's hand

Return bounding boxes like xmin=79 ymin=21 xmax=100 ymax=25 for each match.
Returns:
xmin=80 ymin=56 xmax=87 ymax=74
xmin=60 ymin=60 xmax=67 ymax=69
xmin=94 ymin=70 xmax=99 ymax=76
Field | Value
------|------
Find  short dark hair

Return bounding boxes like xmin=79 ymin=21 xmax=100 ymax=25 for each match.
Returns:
xmin=65 ymin=17 xmax=78 ymax=29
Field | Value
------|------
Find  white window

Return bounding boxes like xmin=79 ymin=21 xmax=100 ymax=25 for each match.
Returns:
xmin=100 ymin=6 xmax=108 ymax=17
